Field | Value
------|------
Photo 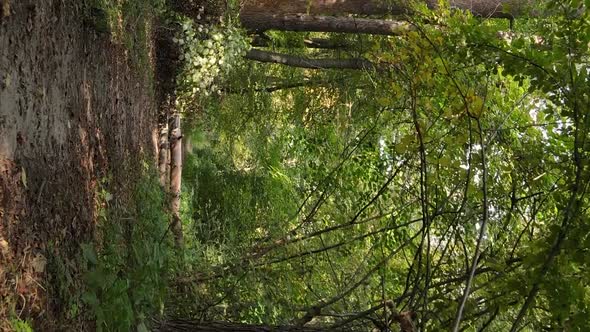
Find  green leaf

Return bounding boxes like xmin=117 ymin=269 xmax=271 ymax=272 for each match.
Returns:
xmin=137 ymin=322 xmax=149 ymax=332
xmin=438 ymin=156 xmax=452 ymax=167
xmin=377 ymin=97 xmax=391 ymax=106
xmin=81 ymin=243 xmax=98 ymax=265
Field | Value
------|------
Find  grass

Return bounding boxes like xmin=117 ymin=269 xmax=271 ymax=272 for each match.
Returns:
xmin=85 ymin=0 xmax=164 ymax=72
xmin=45 ymin=242 xmax=86 ymax=326
xmin=47 ymin=164 xmax=173 ymax=331
xmin=80 ymin=165 xmax=172 ymax=331
xmin=9 ymin=319 xmax=33 ymax=332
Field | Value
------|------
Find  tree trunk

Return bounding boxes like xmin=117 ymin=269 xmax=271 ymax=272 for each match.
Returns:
xmin=155 ymin=317 xmax=416 ymax=332
xmin=158 ymin=123 xmax=169 ymax=188
xmin=156 ymin=320 xmax=345 ymax=332
xmin=252 ymin=36 xmax=350 ymax=50
xmin=169 ymin=114 xmax=183 ymax=249
xmin=241 ymin=0 xmax=534 ymax=18
xmin=241 ymin=13 xmax=410 ymax=35
xmin=245 ymin=49 xmax=375 ymax=70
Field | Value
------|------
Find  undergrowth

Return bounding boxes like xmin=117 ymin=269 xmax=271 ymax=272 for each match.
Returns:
xmin=164 ymin=122 xmax=301 ymax=320
xmin=9 ymin=319 xmax=33 ymax=332
xmin=84 ymin=0 xmax=164 ymax=71
xmin=80 ymin=165 xmax=172 ymax=331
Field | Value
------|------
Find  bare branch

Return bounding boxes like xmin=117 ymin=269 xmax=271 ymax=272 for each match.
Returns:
xmin=241 ymin=13 xmax=412 ymax=36
xmin=245 ymin=49 xmax=376 ymax=70
xmin=452 ymin=118 xmax=490 ymax=332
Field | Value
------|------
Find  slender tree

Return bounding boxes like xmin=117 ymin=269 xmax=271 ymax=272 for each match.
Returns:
xmin=169 ymin=114 xmax=183 ymax=249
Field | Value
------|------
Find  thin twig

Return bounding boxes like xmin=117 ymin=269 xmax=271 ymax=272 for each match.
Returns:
xmin=452 ymin=118 xmax=489 ymax=332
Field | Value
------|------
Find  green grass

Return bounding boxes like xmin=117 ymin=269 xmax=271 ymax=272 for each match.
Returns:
xmin=46 ymin=242 xmax=85 ymax=324
xmin=79 ymin=165 xmax=172 ymax=331
xmin=9 ymin=319 xmax=33 ymax=332
xmin=85 ymin=0 xmax=164 ymax=71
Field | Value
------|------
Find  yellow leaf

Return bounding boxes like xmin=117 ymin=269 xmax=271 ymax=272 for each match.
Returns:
xmin=31 ymin=254 xmax=47 ymax=273
xmin=470 ymin=96 xmax=484 ymax=118
xmin=400 ymin=134 xmax=414 ymax=145
xmin=395 ymin=143 xmax=408 ymax=154
xmin=1 ymin=0 xmax=9 ymax=18
xmin=439 ymin=156 xmax=452 ymax=167
xmin=0 ymin=238 xmax=9 ymax=257
xmin=377 ymin=97 xmax=390 ymax=106
xmin=21 ymin=167 xmax=27 ymax=188
xmin=396 ymin=135 xmax=414 ymax=153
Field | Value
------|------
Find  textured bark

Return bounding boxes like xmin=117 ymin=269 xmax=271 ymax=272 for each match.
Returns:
xmin=156 ymin=317 xmax=415 ymax=331
xmin=245 ymin=49 xmax=375 ymax=70
xmin=156 ymin=320 xmax=345 ymax=332
xmin=169 ymin=114 xmax=183 ymax=248
xmin=241 ymin=0 xmax=535 ymax=18
xmin=240 ymin=13 xmax=411 ymax=35
xmin=395 ymin=311 xmax=417 ymax=332
xmin=158 ymin=123 xmax=169 ymax=188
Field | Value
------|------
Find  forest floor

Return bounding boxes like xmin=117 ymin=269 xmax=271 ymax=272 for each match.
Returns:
xmin=0 ymin=0 xmax=161 ymax=329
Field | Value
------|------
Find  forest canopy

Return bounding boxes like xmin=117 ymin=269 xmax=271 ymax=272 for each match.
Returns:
xmin=146 ymin=1 xmax=590 ymax=331
xmin=4 ymin=0 xmax=586 ymax=331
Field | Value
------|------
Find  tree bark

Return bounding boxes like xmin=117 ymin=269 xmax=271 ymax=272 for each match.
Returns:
xmin=169 ymin=114 xmax=183 ymax=249
xmin=245 ymin=49 xmax=375 ymax=70
xmin=156 ymin=320 xmax=345 ymax=332
xmin=240 ymin=13 xmax=411 ymax=35
xmin=241 ymin=0 xmax=535 ymax=18
xmin=158 ymin=123 xmax=169 ymax=188
xmin=156 ymin=316 xmax=415 ymax=332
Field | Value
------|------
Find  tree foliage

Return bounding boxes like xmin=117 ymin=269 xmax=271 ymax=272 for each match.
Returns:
xmin=169 ymin=1 xmax=590 ymax=331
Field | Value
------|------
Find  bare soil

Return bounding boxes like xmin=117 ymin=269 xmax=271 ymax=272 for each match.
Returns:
xmin=0 ymin=0 xmax=159 ymax=329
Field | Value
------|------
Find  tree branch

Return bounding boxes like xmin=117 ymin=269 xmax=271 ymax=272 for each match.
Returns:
xmin=452 ymin=117 xmax=490 ymax=332
xmin=295 ymin=232 xmax=421 ymax=326
xmin=241 ymin=13 xmax=412 ymax=36
xmin=241 ymin=0 xmax=535 ymax=19
xmin=245 ymin=49 xmax=376 ymax=70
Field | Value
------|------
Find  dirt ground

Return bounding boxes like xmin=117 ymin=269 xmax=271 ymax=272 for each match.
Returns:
xmin=0 ymin=0 xmax=159 ymax=329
